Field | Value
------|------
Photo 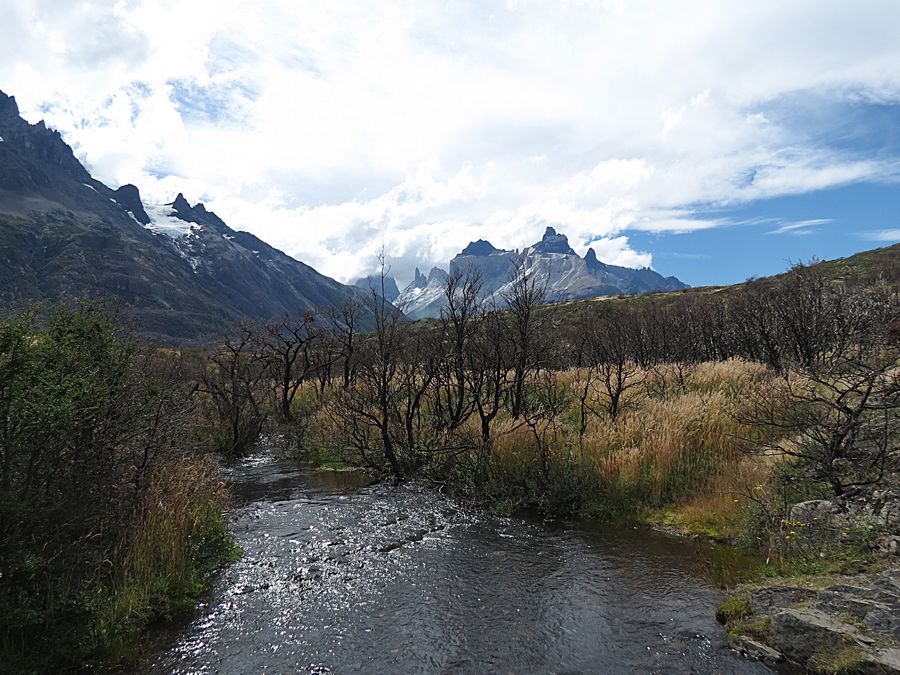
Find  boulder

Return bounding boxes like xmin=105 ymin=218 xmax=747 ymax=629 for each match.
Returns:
xmin=857 ymin=648 xmax=900 ymax=674
xmin=730 ymin=634 xmax=783 ymax=667
xmin=770 ymin=608 xmax=863 ymax=664
xmin=750 ymin=585 xmax=818 ymax=615
xmin=791 ymin=499 xmax=842 ymax=524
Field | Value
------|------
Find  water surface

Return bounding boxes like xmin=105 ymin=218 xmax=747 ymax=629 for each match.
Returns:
xmin=146 ymin=453 xmax=769 ymax=674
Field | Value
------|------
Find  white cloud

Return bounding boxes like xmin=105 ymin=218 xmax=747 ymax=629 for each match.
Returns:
xmin=2 ymin=0 xmax=900 ymax=285
xmin=766 ymin=218 xmax=832 ymax=236
xmin=862 ymin=229 xmax=900 ymax=243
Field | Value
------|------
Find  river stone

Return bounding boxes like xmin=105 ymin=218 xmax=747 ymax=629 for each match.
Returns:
xmin=750 ymin=585 xmax=818 ymax=615
xmin=858 ymin=648 xmax=900 ymax=674
xmin=770 ymin=608 xmax=863 ymax=663
xmin=730 ymin=634 xmax=783 ymax=666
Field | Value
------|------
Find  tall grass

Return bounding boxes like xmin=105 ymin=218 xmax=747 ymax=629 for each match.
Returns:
xmin=94 ymin=456 xmax=237 ymax=666
xmin=446 ymin=359 xmax=772 ymax=519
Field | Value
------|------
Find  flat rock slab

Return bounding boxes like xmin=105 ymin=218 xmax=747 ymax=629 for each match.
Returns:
xmin=858 ymin=648 xmax=900 ymax=674
xmin=730 ymin=634 xmax=784 ymax=667
xmin=771 ymin=607 xmax=862 ymax=663
xmin=750 ymin=585 xmax=818 ymax=615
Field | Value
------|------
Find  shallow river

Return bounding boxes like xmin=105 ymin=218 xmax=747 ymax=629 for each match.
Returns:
xmin=145 ymin=453 xmax=771 ymax=674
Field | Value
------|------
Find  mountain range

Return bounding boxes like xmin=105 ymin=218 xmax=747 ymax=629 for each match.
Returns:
xmin=0 ymin=87 xmax=687 ymax=339
xmin=0 ymin=90 xmax=370 ymax=344
xmin=366 ymin=227 xmax=688 ymax=319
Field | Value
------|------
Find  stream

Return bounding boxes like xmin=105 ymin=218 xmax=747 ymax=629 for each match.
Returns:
xmin=144 ymin=452 xmax=771 ymax=674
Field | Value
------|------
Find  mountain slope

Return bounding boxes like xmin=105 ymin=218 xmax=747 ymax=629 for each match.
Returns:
xmin=395 ymin=227 xmax=688 ymax=318
xmin=0 ymin=90 xmax=370 ymax=343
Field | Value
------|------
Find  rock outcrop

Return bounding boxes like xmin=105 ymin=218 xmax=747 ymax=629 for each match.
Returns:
xmin=723 ymin=569 xmax=900 ymax=673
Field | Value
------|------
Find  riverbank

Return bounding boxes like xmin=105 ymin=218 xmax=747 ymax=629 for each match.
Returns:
xmin=711 ymin=490 xmax=900 ymax=673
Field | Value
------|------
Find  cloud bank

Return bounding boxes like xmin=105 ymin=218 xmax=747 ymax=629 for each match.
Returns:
xmin=2 ymin=0 xmax=900 ymax=284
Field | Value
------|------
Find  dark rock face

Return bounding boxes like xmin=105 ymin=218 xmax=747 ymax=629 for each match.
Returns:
xmin=353 ymin=274 xmax=400 ymax=302
xmin=459 ymin=239 xmax=500 ymax=257
xmin=113 ymin=184 xmax=150 ymax=224
xmin=0 ymin=88 xmax=372 ymax=344
xmin=0 ymin=92 xmax=90 ymax=184
xmin=170 ymin=192 xmax=193 ymax=216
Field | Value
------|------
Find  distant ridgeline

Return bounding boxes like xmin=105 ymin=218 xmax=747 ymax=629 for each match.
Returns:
xmin=0 ymin=89 xmax=373 ymax=344
xmin=355 ymin=226 xmax=687 ymax=319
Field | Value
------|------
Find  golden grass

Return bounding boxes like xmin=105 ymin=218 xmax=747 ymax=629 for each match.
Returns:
xmin=473 ymin=359 xmax=776 ymax=517
xmin=584 ymin=391 xmax=740 ymax=502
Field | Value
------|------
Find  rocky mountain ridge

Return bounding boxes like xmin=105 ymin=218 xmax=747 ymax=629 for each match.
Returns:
xmin=380 ymin=226 xmax=688 ymax=319
xmin=0 ymin=89 xmax=371 ymax=343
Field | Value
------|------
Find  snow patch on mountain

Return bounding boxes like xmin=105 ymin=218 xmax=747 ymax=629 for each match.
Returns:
xmin=144 ymin=203 xmax=199 ymax=239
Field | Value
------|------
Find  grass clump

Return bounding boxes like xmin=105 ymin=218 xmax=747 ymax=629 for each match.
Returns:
xmin=807 ymin=644 xmax=866 ymax=674
xmin=727 ymin=616 xmax=772 ymax=642
xmin=95 ymin=456 xmax=239 ymax=663
xmin=716 ymin=592 xmax=751 ymax=624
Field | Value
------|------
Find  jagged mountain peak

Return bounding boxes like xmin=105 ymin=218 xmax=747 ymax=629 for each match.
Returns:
xmin=0 ymin=93 xmax=91 ymax=184
xmin=0 ymin=90 xmax=20 ymax=119
xmin=584 ymin=247 xmax=603 ymax=269
xmin=427 ymin=266 xmax=449 ymax=284
xmin=460 ymin=239 xmax=502 ymax=257
xmin=530 ymin=225 xmax=576 ymax=255
xmin=412 ymin=267 xmax=427 ymax=288
xmin=352 ymin=274 xmax=400 ymax=302
xmin=169 ymin=192 xmax=192 ymax=214
xmin=114 ymin=184 xmax=150 ymax=224
xmin=397 ymin=225 xmax=687 ymax=318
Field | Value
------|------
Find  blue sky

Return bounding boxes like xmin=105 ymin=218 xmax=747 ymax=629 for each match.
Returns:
xmin=633 ymin=181 xmax=900 ymax=287
xmin=0 ymin=0 xmax=898 ymax=287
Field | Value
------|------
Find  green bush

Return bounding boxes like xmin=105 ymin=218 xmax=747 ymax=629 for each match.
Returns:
xmin=0 ymin=303 xmax=236 ymax=670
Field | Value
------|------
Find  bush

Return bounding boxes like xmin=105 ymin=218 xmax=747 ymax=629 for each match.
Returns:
xmin=0 ymin=303 xmax=236 ymax=670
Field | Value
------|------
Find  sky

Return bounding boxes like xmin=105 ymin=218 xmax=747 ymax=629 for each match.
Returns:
xmin=1 ymin=0 xmax=898 ymax=288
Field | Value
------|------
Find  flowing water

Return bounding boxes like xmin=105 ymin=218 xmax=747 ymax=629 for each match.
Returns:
xmin=145 ymin=453 xmax=770 ymax=674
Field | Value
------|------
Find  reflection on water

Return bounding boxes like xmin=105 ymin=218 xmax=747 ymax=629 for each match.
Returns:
xmin=145 ymin=452 xmax=770 ymax=674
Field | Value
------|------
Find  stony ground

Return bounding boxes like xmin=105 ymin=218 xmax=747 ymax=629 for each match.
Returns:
xmin=723 ymin=567 xmax=900 ymax=673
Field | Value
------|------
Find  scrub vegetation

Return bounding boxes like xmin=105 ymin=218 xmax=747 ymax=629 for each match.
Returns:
xmin=194 ymin=247 xmax=897 ymax=574
xmin=0 ymin=304 xmax=237 ymax=671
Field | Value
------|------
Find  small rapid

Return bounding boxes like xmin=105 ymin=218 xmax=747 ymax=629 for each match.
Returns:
xmin=145 ymin=453 xmax=770 ymax=674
